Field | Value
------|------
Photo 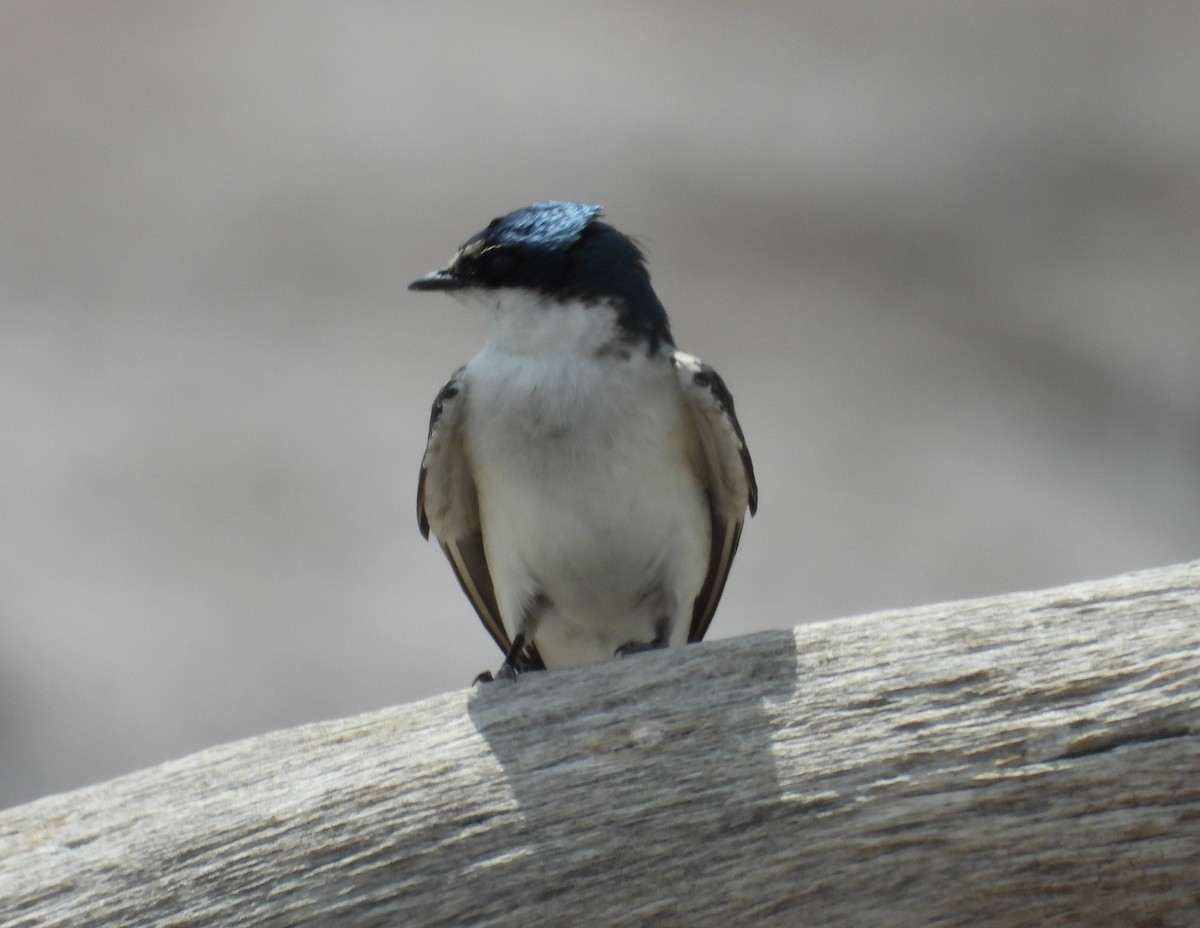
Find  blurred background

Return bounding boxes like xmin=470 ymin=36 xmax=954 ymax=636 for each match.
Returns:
xmin=2 ymin=2 xmax=1198 ymax=809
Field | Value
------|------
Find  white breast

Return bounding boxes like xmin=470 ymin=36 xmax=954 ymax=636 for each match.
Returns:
xmin=460 ymin=296 xmax=711 ymax=667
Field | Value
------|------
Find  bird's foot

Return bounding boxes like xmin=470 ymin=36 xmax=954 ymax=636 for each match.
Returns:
xmin=615 ymin=620 xmax=671 ymax=658
xmin=614 ymin=639 xmax=666 ymax=658
xmin=495 ymin=661 xmax=520 ymax=681
xmin=472 ymin=662 xmax=519 ymax=685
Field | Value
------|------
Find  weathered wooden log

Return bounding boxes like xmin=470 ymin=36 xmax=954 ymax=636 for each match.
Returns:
xmin=2 ymin=562 xmax=1198 ymax=927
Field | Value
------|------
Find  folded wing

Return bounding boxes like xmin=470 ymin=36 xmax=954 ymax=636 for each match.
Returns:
xmin=417 ymin=369 xmax=544 ymax=669
xmin=673 ymin=351 xmax=758 ymax=642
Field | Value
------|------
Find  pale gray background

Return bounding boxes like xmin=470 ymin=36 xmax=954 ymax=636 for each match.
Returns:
xmin=2 ymin=2 xmax=1198 ymax=809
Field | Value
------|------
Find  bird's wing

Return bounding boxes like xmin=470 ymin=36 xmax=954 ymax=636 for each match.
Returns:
xmin=417 ymin=369 xmax=544 ymax=668
xmin=673 ymin=350 xmax=758 ymax=643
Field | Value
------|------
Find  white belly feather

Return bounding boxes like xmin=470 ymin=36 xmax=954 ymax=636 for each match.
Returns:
xmin=463 ymin=339 xmax=711 ymax=667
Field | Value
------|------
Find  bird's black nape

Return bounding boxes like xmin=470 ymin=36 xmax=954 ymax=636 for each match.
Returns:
xmin=563 ymin=219 xmax=674 ymax=350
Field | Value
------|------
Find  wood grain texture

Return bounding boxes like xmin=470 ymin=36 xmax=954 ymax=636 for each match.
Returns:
xmin=2 ymin=562 xmax=1198 ymax=927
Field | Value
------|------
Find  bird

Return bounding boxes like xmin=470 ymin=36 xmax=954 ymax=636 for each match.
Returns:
xmin=409 ymin=201 xmax=757 ymax=680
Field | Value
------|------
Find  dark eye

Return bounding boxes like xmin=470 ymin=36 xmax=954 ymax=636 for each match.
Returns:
xmin=482 ymin=249 xmax=517 ymax=279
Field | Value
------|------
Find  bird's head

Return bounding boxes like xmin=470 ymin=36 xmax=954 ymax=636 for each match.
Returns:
xmin=409 ymin=202 xmax=673 ymax=354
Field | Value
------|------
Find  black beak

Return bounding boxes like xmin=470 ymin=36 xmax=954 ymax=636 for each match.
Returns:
xmin=408 ymin=267 xmax=466 ymax=292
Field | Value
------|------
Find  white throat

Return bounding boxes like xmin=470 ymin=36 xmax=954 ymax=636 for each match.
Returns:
xmin=457 ymin=288 xmax=622 ymax=358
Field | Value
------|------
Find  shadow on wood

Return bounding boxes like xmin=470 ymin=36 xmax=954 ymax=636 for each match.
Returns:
xmin=2 ymin=562 xmax=1198 ymax=927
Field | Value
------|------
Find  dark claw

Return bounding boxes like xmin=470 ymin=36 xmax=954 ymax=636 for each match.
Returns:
xmin=615 ymin=619 xmax=671 ymax=658
xmin=473 ymin=663 xmax=518 ymax=684
xmin=495 ymin=661 xmax=519 ymax=681
xmin=486 ymin=631 xmax=528 ymax=681
xmin=475 ymin=631 xmax=547 ymax=683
